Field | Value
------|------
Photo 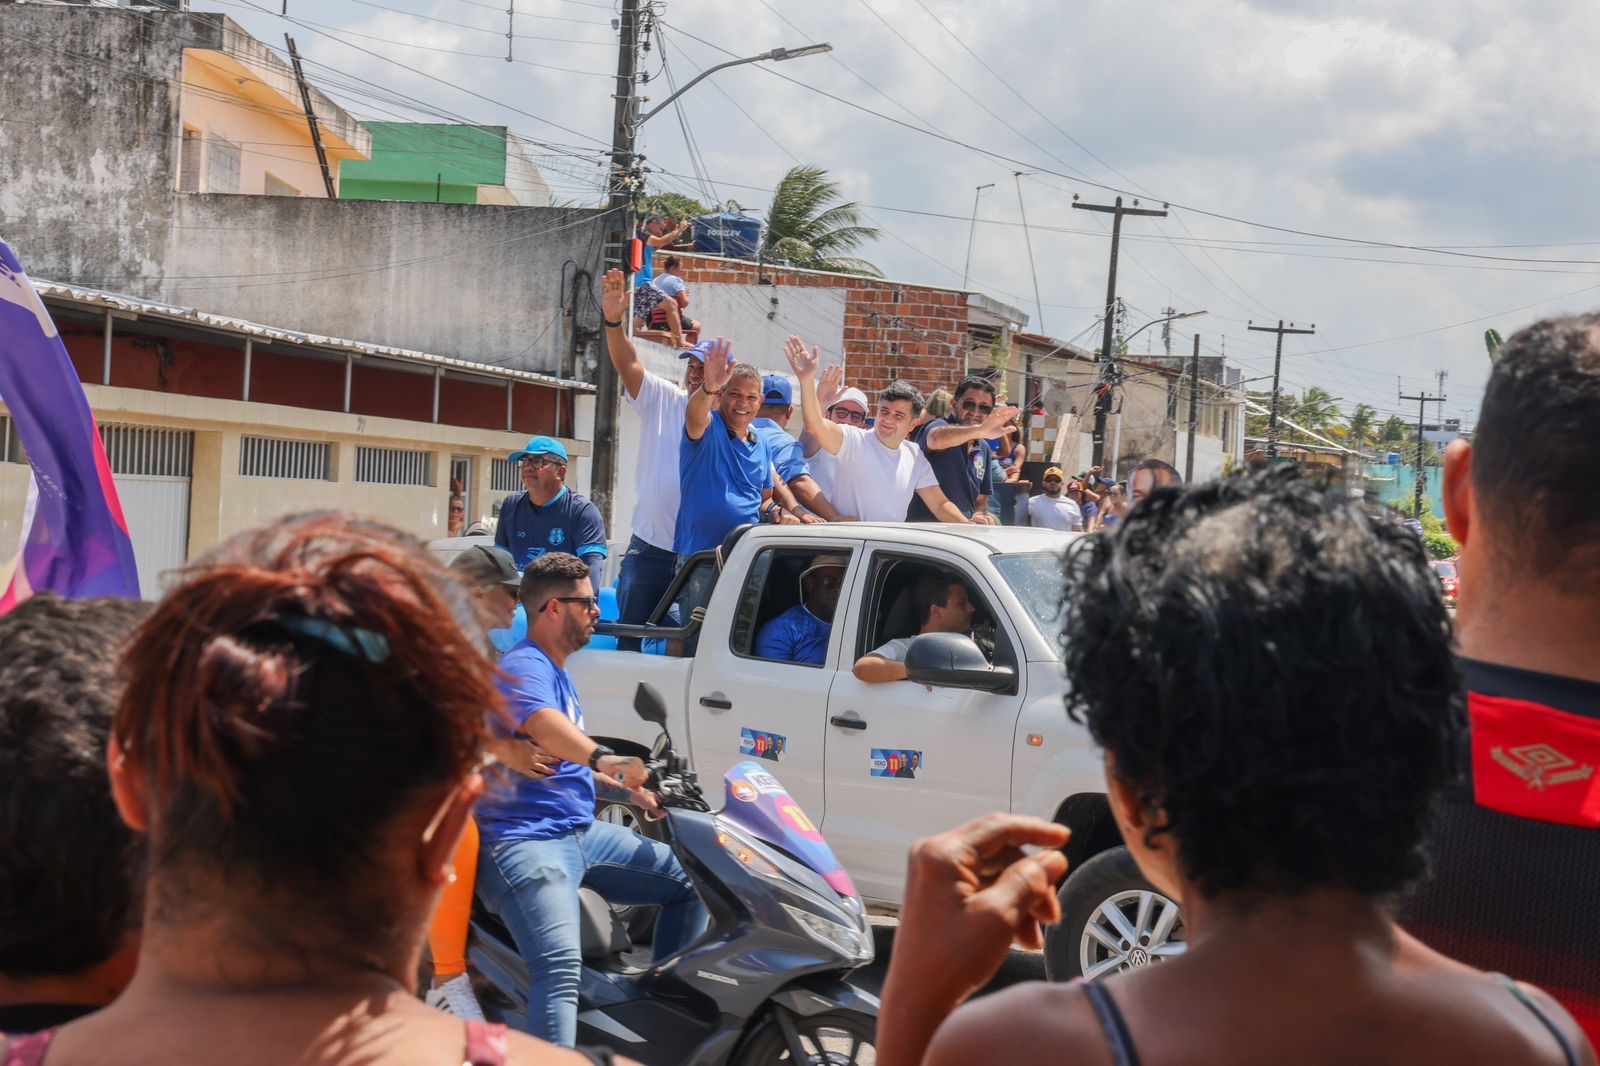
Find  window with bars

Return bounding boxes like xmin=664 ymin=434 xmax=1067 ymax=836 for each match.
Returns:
xmin=206 ymin=134 xmax=241 ymax=194
xmin=490 ymin=458 xmax=522 ymax=493
xmin=240 ymin=436 xmax=332 ymax=480
xmin=355 ymin=446 xmax=432 ymax=486
xmin=100 ymin=424 xmax=193 ymax=477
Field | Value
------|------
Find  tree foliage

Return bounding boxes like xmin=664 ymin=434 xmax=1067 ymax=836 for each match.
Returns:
xmin=763 ymin=165 xmax=883 ymax=277
xmin=639 ymin=191 xmax=713 ymax=224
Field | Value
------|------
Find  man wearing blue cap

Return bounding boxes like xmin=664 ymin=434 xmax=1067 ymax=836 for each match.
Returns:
xmin=753 ymin=374 xmax=847 ymax=524
xmin=601 ymin=269 xmax=709 ymax=649
xmin=494 ymin=436 xmax=607 ymax=590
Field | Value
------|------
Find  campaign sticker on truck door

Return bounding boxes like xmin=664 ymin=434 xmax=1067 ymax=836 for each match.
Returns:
xmin=871 ymin=749 xmax=924 ymax=779
xmin=740 ymin=727 xmax=787 ymax=762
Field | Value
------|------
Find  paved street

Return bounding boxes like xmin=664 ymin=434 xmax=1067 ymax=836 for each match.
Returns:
xmin=855 ymin=914 xmax=1048 ymax=998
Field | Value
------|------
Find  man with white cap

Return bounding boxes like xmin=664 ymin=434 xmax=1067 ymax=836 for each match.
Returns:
xmin=495 ymin=435 xmax=607 ymax=589
xmin=753 ymin=554 xmax=850 ymax=665
xmin=600 ymin=268 xmax=709 ymax=647
xmin=797 ymin=364 xmax=871 ymax=500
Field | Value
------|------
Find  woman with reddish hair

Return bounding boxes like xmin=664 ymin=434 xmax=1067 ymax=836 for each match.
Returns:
xmin=1 ymin=514 xmax=611 ymax=1066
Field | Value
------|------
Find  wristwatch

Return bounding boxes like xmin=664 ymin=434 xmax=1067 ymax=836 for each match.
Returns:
xmin=587 ymin=743 xmax=615 ymax=770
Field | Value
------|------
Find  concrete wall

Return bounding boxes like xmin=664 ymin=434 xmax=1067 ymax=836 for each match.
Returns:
xmin=0 ymin=5 xmax=604 ymax=378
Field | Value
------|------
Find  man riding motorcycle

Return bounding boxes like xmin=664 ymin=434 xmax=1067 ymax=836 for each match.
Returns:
xmin=474 ymin=553 xmax=709 ymax=1046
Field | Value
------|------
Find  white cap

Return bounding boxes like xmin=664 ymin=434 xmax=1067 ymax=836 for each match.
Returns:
xmin=830 ymin=387 xmax=870 ymax=415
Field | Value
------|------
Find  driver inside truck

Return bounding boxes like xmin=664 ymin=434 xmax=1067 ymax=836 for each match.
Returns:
xmin=753 ymin=554 xmax=849 ymax=665
xmin=852 ymin=574 xmax=976 ymax=683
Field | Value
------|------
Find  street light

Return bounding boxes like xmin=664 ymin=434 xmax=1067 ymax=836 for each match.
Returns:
xmin=1121 ymin=308 xmax=1207 ymax=348
xmin=635 ymin=43 xmax=833 ymax=127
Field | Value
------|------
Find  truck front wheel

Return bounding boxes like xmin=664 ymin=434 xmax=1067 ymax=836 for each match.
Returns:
xmin=1043 ymin=846 xmax=1186 ymax=982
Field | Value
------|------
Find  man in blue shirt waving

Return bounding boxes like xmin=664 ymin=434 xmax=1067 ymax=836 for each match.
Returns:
xmin=474 ymin=554 xmax=707 ymax=1046
xmin=675 ymin=340 xmax=776 ymax=558
xmin=494 ymin=435 xmax=607 ymax=589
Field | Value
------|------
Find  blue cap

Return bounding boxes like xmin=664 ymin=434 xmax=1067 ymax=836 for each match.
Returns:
xmin=762 ymin=374 xmax=793 ymax=406
xmin=680 ymin=339 xmax=720 ymax=363
xmin=508 ymin=435 xmax=569 ymax=464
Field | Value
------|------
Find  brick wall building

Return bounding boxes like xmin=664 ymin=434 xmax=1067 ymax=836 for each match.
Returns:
xmin=667 ymin=252 xmax=970 ymax=396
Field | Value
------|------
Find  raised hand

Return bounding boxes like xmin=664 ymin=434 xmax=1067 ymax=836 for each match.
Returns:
xmin=703 ymin=337 xmax=734 ymax=392
xmin=817 ymin=363 xmax=846 ymax=409
xmin=784 ymin=335 xmax=821 ymax=379
xmin=983 ymin=405 xmax=1022 ymax=434
xmin=601 ymin=268 xmax=629 ymax=324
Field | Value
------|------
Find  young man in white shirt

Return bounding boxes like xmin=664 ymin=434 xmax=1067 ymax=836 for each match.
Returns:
xmin=1027 ymin=466 xmax=1085 ymax=531
xmin=784 ymin=335 xmax=970 ymax=525
xmin=601 ymin=268 xmax=707 ymax=648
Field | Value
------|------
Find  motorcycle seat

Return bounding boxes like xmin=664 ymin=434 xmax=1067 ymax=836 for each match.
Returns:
xmin=579 ymin=886 xmax=632 ymax=961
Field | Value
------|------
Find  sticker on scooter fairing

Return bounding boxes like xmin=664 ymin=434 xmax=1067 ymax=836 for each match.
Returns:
xmin=746 ymin=768 xmax=785 ymax=795
xmin=730 ymin=779 xmax=758 ymax=802
xmin=871 ymin=748 xmax=923 ymax=779
xmin=740 ymin=727 xmax=787 ymax=761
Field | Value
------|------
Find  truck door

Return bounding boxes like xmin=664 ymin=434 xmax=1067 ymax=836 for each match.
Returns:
xmin=822 ymin=548 xmax=1023 ymax=905
xmin=687 ymin=539 xmax=863 ymax=824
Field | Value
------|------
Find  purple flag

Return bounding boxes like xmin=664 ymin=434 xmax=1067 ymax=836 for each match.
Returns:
xmin=0 ymin=238 xmax=139 ymax=611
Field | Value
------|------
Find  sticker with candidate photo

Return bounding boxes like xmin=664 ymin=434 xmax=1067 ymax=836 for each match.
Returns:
xmin=740 ymin=727 xmax=787 ymax=762
xmin=870 ymin=748 xmax=924 ymax=779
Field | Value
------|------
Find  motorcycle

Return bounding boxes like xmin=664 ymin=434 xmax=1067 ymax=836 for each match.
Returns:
xmin=463 ymin=682 xmax=879 ymax=1065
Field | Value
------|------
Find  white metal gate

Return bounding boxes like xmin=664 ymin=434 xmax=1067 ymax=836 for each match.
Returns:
xmin=101 ymin=425 xmax=193 ymax=600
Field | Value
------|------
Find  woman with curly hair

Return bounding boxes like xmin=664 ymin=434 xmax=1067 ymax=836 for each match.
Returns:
xmin=878 ymin=469 xmax=1594 ymax=1066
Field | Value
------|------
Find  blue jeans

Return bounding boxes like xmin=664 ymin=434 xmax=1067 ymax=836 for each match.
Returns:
xmin=477 ymin=820 xmax=708 ymax=1046
xmin=615 ymin=534 xmax=676 ymax=652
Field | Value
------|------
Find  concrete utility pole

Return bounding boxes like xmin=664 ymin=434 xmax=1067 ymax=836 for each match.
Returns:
xmin=1072 ymin=196 xmax=1167 ymax=469
xmin=1401 ymin=388 xmax=1446 ymax=518
xmin=1247 ymin=319 xmax=1316 ymax=460
xmin=589 ymin=0 xmax=642 ymax=527
xmin=1185 ymin=332 xmax=1201 ymax=481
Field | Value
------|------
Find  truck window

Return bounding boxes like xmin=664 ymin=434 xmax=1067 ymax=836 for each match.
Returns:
xmin=731 ymin=547 xmax=854 ymax=668
xmin=857 ymin=556 xmax=1005 ymax=665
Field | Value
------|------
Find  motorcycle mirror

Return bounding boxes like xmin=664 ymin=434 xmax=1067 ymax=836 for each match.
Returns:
xmin=633 ymin=683 xmax=669 ymax=725
xmin=650 ymin=731 xmax=670 ymax=759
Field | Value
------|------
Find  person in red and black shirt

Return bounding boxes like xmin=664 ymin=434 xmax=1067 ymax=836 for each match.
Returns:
xmin=1398 ymin=314 xmax=1600 ymax=1050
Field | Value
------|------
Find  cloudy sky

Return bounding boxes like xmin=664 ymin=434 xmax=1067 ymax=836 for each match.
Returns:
xmin=214 ymin=0 xmax=1600 ymax=428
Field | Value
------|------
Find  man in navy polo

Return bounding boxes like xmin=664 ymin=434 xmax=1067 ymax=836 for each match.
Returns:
xmin=494 ymin=435 xmax=607 ymax=589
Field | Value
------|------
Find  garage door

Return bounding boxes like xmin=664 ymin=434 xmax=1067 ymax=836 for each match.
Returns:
xmin=101 ymin=424 xmax=193 ymax=600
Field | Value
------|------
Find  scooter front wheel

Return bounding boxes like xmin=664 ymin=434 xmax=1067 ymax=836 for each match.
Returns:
xmin=733 ymin=1008 xmax=876 ymax=1065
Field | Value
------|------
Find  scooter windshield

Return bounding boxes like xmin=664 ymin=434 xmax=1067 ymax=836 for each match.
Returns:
xmin=722 ymin=761 xmax=857 ymax=899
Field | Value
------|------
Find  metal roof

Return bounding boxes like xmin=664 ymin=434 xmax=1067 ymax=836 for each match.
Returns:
xmin=35 ymin=280 xmax=595 ymax=392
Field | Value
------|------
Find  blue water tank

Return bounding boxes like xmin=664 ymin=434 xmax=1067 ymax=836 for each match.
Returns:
xmin=694 ymin=212 xmax=762 ymax=259
xmin=1386 ymin=452 xmax=1401 ymax=465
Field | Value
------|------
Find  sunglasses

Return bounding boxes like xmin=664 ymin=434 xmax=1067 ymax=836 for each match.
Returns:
xmin=549 ymin=595 xmax=600 ymax=611
xmin=830 ymin=408 xmax=867 ymax=425
xmin=1044 ymin=476 xmax=1063 ymax=483
xmin=959 ymin=399 xmax=994 ymax=415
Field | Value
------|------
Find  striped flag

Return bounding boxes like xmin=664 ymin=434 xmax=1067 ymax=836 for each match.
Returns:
xmin=0 ymin=239 xmax=139 ymax=611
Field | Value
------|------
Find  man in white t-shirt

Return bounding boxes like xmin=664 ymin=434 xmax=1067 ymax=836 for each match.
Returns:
xmin=784 ymin=336 xmax=970 ymax=525
xmin=601 ymin=268 xmax=708 ymax=649
xmin=1027 ymin=466 xmax=1084 ymax=531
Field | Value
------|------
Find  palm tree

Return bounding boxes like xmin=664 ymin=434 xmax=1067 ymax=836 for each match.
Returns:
xmin=1342 ymin=403 xmax=1378 ymax=452
xmin=763 ymin=165 xmax=882 ymax=277
xmin=1292 ymin=387 xmax=1341 ymax=441
xmin=1378 ymin=415 xmax=1411 ymax=444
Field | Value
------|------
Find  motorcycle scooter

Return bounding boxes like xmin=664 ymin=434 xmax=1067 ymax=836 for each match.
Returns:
xmin=463 ymin=683 xmax=879 ymax=1065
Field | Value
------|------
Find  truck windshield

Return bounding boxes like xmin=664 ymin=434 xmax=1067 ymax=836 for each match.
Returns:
xmin=992 ymin=550 xmax=1075 ymax=656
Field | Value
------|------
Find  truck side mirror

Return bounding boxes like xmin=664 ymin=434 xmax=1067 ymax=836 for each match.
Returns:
xmin=905 ymin=633 xmax=1016 ymax=694
xmin=633 ymin=683 xmax=669 ymax=725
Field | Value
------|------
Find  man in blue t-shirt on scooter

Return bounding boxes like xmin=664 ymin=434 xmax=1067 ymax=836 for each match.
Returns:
xmin=475 ymin=553 xmax=708 ymax=1047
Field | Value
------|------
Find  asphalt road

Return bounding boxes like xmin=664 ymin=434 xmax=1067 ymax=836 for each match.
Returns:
xmin=855 ymin=914 xmax=1049 ymax=998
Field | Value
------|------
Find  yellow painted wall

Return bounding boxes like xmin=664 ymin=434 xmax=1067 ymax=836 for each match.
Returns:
xmin=180 ymin=53 xmax=360 ymax=197
xmin=0 ymin=388 xmax=592 ymax=575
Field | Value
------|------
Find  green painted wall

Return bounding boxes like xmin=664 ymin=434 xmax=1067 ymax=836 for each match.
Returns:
xmin=339 ymin=124 xmax=508 ymax=202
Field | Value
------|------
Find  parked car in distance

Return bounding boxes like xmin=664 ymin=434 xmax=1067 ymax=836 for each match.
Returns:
xmin=1429 ymin=559 xmax=1459 ymax=606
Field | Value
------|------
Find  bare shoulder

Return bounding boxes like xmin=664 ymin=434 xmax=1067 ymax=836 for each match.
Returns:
xmin=925 ymin=982 xmax=1112 ymax=1066
xmin=1513 ymin=982 xmax=1599 ymax=1066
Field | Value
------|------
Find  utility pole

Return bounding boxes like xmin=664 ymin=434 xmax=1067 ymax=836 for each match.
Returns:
xmin=284 ymin=36 xmax=336 ymax=199
xmin=589 ymin=0 xmax=642 ymax=527
xmin=1247 ymin=319 xmax=1316 ymax=461
xmin=1401 ymin=388 xmax=1446 ymax=518
xmin=1185 ymin=333 xmax=1201 ymax=481
xmin=1072 ymin=196 xmax=1167 ymax=469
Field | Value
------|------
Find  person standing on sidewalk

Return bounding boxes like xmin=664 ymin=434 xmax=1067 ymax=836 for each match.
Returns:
xmin=599 ymin=268 xmax=707 ymax=649
xmin=494 ymin=437 xmax=607 ymax=591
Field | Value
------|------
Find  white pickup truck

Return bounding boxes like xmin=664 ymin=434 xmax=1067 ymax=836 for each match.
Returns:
xmin=567 ymin=522 xmax=1184 ymax=982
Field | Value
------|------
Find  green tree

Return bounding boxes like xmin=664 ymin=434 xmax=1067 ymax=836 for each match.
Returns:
xmin=639 ymin=191 xmax=713 ymax=224
xmin=1378 ymin=415 xmax=1410 ymax=444
xmin=1485 ymin=328 xmax=1504 ymax=362
xmin=763 ymin=165 xmax=882 ymax=277
xmin=1342 ymin=403 xmax=1378 ymax=451
xmin=1292 ymin=387 xmax=1341 ymax=440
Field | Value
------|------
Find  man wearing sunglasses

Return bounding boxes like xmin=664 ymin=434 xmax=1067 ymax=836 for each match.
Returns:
xmin=494 ymin=435 xmax=608 ymax=591
xmin=799 ymin=366 xmax=872 ymax=499
xmin=753 ymin=554 xmax=850 ymax=665
xmin=908 ymin=375 xmax=1019 ymax=523
xmin=1027 ymin=466 xmax=1085 ymax=531
xmin=475 ymin=553 xmax=708 ymax=1046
